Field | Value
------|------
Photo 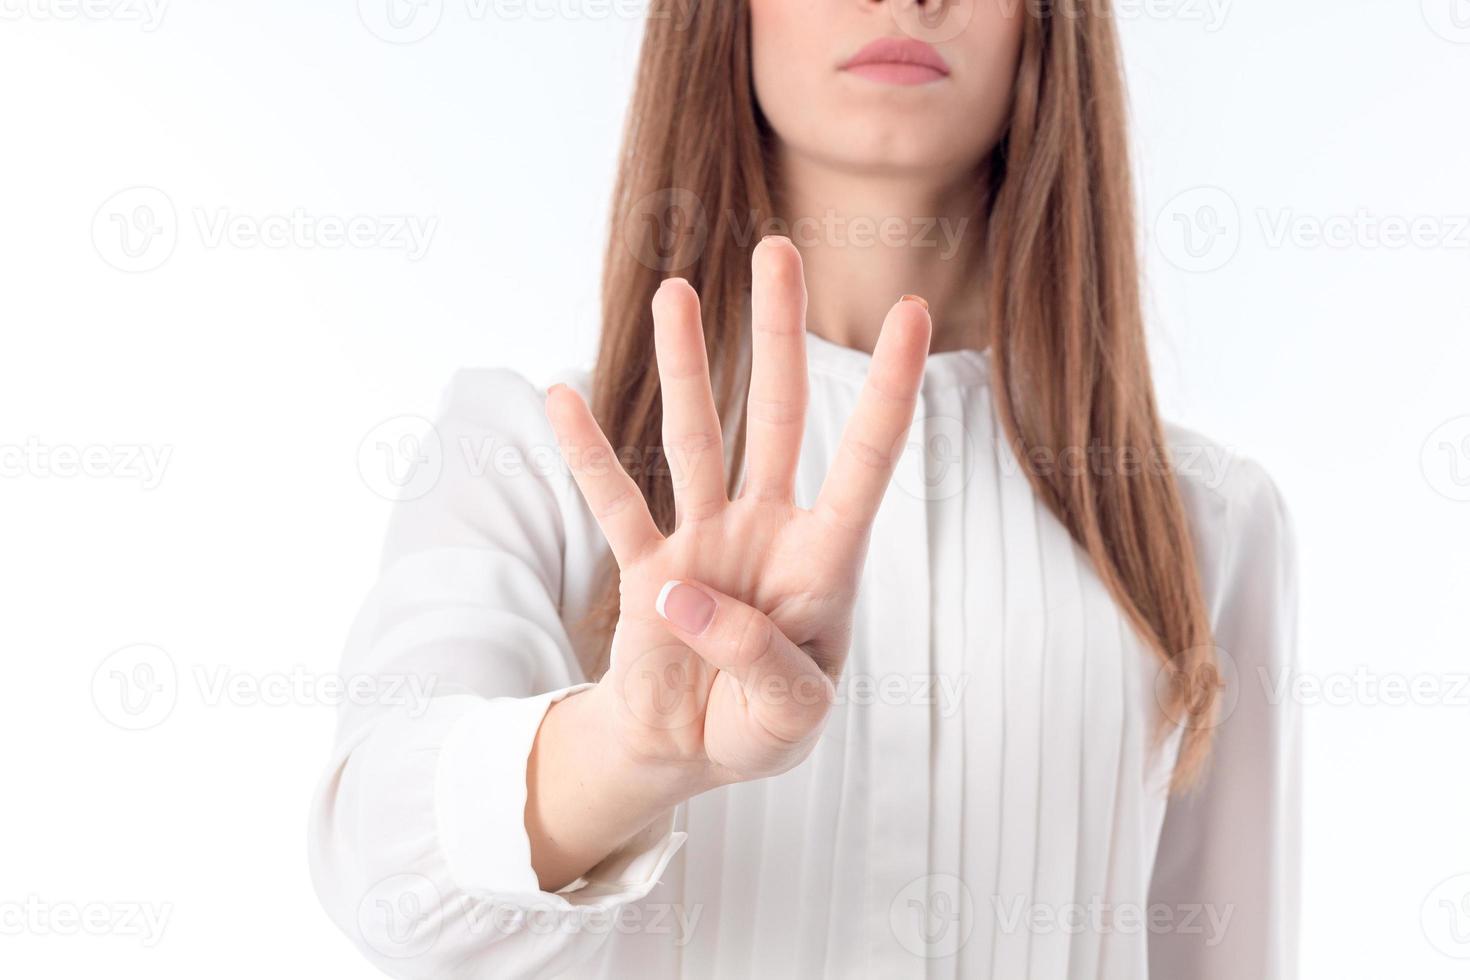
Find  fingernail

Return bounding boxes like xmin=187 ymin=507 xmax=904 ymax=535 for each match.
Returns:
xmin=900 ymin=294 xmax=930 ymax=311
xmin=656 ymin=581 xmax=716 ymax=636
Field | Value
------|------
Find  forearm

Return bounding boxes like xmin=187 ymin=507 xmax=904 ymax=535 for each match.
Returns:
xmin=524 ymin=687 xmax=703 ymax=892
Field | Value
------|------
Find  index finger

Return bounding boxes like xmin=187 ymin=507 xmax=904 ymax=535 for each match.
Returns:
xmin=812 ymin=296 xmax=932 ymax=541
xmin=546 ymin=384 xmax=664 ymax=567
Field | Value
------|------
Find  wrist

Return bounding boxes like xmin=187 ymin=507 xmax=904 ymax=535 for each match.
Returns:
xmin=577 ymin=682 xmax=716 ymax=808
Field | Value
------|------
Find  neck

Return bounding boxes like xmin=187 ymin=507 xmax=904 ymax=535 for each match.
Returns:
xmin=773 ymin=150 xmax=991 ymax=356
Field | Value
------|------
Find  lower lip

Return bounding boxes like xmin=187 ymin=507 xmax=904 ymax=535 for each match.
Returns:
xmin=844 ymin=63 xmax=949 ymax=86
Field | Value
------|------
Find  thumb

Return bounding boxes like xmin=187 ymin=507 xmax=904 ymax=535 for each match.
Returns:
xmin=654 ymin=580 xmax=834 ymax=743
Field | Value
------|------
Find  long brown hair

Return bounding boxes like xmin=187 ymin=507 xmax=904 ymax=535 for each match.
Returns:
xmin=591 ymin=0 xmax=1218 ymax=788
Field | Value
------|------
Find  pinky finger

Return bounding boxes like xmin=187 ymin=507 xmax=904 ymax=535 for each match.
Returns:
xmin=546 ymin=384 xmax=663 ymax=566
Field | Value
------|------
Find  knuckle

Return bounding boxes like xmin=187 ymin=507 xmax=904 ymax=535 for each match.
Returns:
xmin=666 ymin=429 xmax=720 ymax=458
xmin=747 ymin=394 xmax=804 ymax=427
xmin=732 ymin=609 xmax=776 ymax=664
xmin=677 ymin=498 xmax=724 ymax=524
xmin=573 ymin=443 xmax=608 ymax=472
xmin=814 ymin=499 xmax=866 ymax=533
xmin=864 ymin=373 xmax=911 ymax=404
xmin=840 ymin=434 xmax=894 ymax=472
xmin=742 ymin=481 xmax=792 ymax=505
xmin=594 ymin=486 xmax=640 ymax=520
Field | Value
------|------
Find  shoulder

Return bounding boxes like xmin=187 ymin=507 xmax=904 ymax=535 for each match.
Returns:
xmin=420 ymin=364 xmax=604 ymax=540
xmin=436 ymin=366 xmax=593 ymax=433
xmin=1164 ymin=421 xmax=1296 ymax=622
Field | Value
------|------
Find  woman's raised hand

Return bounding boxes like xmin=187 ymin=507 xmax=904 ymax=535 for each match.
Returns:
xmin=546 ymin=236 xmax=932 ymax=798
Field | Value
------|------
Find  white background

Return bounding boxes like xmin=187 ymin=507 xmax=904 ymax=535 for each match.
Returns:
xmin=1 ymin=1 xmax=1467 ymax=976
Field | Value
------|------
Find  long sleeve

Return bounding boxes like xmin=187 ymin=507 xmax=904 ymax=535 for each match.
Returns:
xmin=1148 ymin=443 xmax=1301 ymax=979
xmin=308 ymin=369 xmax=684 ymax=980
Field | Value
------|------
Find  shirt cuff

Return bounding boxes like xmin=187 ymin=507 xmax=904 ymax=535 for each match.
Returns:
xmin=433 ymin=685 xmax=687 ymax=910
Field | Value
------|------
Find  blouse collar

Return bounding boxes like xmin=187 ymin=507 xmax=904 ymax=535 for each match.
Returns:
xmin=803 ymin=329 xmax=991 ymax=391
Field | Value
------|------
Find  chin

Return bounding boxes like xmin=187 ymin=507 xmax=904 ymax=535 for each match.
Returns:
xmin=801 ymin=126 xmax=984 ymax=182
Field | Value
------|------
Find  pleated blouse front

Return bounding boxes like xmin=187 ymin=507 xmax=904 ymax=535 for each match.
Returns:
xmin=309 ymin=333 xmax=1299 ymax=980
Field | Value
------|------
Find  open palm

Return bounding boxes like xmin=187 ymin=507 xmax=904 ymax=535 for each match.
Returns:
xmin=546 ymin=237 xmax=932 ymax=790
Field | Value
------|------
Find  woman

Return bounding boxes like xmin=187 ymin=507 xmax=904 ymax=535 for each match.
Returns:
xmin=310 ymin=1 xmax=1298 ymax=977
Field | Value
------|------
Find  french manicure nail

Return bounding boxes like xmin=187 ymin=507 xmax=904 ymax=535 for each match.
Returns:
xmin=656 ymin=581 xmax=717 ymax=636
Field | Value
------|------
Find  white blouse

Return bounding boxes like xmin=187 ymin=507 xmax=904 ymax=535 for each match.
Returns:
xmin=309 ymin=333 xmax=1299 ymax=980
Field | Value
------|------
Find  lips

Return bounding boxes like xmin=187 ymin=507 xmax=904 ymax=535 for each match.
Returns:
xmin=840 ymin=37 xmax=951 ymax=86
